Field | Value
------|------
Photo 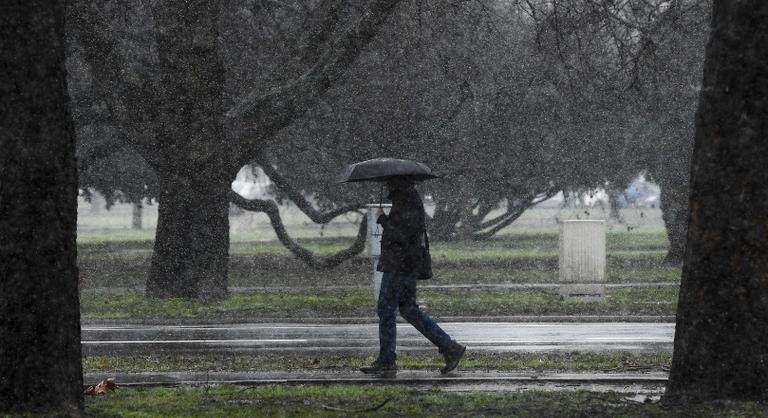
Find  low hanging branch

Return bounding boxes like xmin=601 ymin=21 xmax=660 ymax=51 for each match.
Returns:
xmin=472 ymin=205 xmax=529 ymax=240
xmin=254 ymin=156 xmax=364 ymax=224
xmin=464 ymin=200 xmax=497 ymax=230
xmin=473 ymin=189 xmax=560 ymax=240
xmin=230 ymin=191 xmax=367 ymax=269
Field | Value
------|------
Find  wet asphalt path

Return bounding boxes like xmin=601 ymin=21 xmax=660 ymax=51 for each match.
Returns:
xmin=81 ymin=322 xmax=674 ymax=356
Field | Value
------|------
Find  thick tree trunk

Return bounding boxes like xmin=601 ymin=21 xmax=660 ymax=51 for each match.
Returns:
xmin=665 ymin=0 xmax=768 ymax=402
xmin=144 ymin=1 xmax=233 ymax=302
xmin=146 ymin=175 xmax=230 ymax=302
xmin=656 ymin=172 xmax=689 ymax=265
xmin=0 ymin=1 xmax=83 ymax=414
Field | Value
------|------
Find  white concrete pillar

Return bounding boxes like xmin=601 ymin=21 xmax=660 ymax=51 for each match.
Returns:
xmin=367 ymin=204 xmax=392 ymax=303
xmin=559 ymin=220 xmax=606 ymax=301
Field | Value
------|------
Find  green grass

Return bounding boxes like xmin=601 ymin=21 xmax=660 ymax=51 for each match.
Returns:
xmin=432 ymin=268 xmax=559 ymax=283
xmin=85 ymin=384 xmax=768 ymax=417
xmin=83 ymin=352 xmax=672 ymax=373
xmin=80 ymin=287 xmax=678 ymax=320
xmin=227 ymin=241 xmax=670 ymax=261
xmin=606 ymin=267 xmax=680 ymax=283
xmin=76 ymin=265 xmax=679 ymax=292
xmin=79 ymin=242 xmax=664 ymax=261
xmin=608 ymin=287 xmax=680 ymax=306
xmin=426 ymin=267 xmax=679 ymax=284
xmin=433 ymin=266 xmax=679 ymax=284
xmin=78 ymin=229 xmax=156 ymax=245
xmin=79 ymin=289 xmax=372 ymax=320
xmin=430 ymin=247 xmax=558 ymax=261
xmin=77 ymin=230 xmax=670 ymax=255
xmin=76 ymin=259 xmax=679 ymax=290
xmin=423 ymin=288 xmax=676 ymax=316
xmin=230 ymin=242 xmax=349 ymax=256
xmin=76 ymin=231 xmax=674 ymax=293
xmin=76 ymin=228 xmax=360 ymax=245
xmin=75 ymin=229 xmax=680 ymax=313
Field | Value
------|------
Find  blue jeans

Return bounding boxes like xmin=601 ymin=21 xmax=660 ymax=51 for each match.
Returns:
xmin=376 ymin=272 xmax=453 ymax=364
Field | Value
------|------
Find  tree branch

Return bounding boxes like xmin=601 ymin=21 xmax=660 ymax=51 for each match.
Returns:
xmin=473 ymin=189 xmax=559 ymax=239
xmin=254 ymin=156 xmax=364 ymax=224
xmin=230 ymin=191 xmax=367 ymax=269
xmin=475 ymin=202 xmax=524 ymax=231
xmin=225 ymin=0 xmax=403 ymax=161
xmin=298 ymin=0 xmax=345 ymax=66
xmin=66 ymin=1 xmax=163 ymax=169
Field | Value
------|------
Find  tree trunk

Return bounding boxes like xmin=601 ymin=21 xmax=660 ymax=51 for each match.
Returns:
xmin=656 ymin=172 xmax=689 ymax=265
xmin=132 ymin=201 xmax=143 ymax=230
xmin=430 ymin=188 xmax=471 ymax=241
xmin=146 ymin=174 xmax=230 ymax=302
xmin=0 ymin=1 xmax=83 ymax=414
xmin=144 ymin=1 xmax=233 ymax=302
xmin=430 ymin=202 xmax=462 ymax=241
xmin=665 ymin=0 xmax=768 ymax=402
xmin=607 ymin=189 xmax=626 ymax=224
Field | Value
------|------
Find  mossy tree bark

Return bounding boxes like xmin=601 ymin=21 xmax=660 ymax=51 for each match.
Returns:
xmin=0 ymin=1 xmax=83 ymax=414
xmin=665 ymin=0 xmax=768 ymax=402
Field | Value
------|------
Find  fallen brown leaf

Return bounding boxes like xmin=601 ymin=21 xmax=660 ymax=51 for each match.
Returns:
xmin=84 ymin=378 xmax=118 ymax=395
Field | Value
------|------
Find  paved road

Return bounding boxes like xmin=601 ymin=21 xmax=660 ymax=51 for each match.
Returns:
xmin=82 ymin=322 xmax=674 ymax=356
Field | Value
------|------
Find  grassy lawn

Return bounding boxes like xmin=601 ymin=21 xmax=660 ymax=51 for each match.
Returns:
xmin=84 ymin=352 xmax=672 ymax=373
xmin=80 ymin=287 xmax=677 ymax=320
xmin=76 ymin=230 xmax=680 ymax=319
xmin=79 ymin=231 xmax=670 ymax=254
xmin=78 ymin=259 xmax=680 ymax=289
xmin=414 ymin=266 xmax=679 ymax=285
xmin=79 ymin=253 xmax=678 ymax=289
xmin=77 ymin=230 xmax=680 ymax=290
xmin=78 ymin=262 xmax=679 ymax=289
xmin=85 ymin=384 xmax=767 ymax=417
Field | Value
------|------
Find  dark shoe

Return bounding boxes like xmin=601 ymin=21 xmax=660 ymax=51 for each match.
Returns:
xmin=360 ymin=362 xmax=397 ymax=378
xmin=440 ymin=342 xmax=466 ymax=374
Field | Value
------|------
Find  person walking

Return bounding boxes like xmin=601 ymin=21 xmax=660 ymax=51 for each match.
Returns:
xmin=360 ymin=177 xmax=465 ymax=377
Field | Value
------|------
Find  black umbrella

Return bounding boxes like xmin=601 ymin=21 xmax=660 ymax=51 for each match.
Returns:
xmin=337 ymin=158 xmax=441 ymax=183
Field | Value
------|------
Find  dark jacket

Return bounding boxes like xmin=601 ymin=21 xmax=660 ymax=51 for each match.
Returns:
xmin=376 ymin=186 xmax=429 ymax=275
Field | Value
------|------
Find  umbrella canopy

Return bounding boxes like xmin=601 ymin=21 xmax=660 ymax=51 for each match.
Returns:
xmin=337 ymin=158 xmax=441 ymax=183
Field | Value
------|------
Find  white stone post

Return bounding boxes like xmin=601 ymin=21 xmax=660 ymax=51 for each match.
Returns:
xmin=559 ymin=220 xmax=606 ymax=301
xmin=367 ymin=204 xmax=392 ymax=303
